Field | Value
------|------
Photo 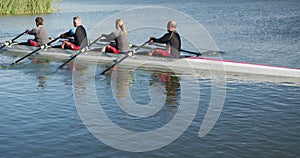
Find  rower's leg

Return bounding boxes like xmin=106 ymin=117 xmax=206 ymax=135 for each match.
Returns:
xmin=101 ymin=45 xmax=107 ymax=53
xmin=148 ymin=49 xmax=155 ymax=56
xmin=61 ymin=41 xmax=66 ymax=49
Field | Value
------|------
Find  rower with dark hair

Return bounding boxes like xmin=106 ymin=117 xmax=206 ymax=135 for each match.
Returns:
xmin=26 ymin=17 xmax=49 ymax=46
xmin=60 ymin=16 xmax=88 ymax=50
xmin=148 ymin=20 xmax=181 ymax=58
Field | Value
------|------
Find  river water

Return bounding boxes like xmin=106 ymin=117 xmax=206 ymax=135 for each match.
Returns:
xmin=0 ymin=0 xmax=300 ymax=157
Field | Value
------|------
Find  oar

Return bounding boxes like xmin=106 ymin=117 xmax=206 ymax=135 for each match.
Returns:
xmin=129 ymin=44 xmax=153 ymax=50
xmin=100 ymin=40 xmax=150 ymax=75
xmin=180 ymin=49 xmax=225 ymax=56
xmin=57 ymin=35 xmax=103 ymax=70
xmin=152 ymin=43 xmax=224 ymax=56
xmin=180 ymin=49 xmax=203 ymax=56
xmin=10 ymin=36 xmax=60 ymax=65
xmin=0 ymin=31 xmax=26 ymax=49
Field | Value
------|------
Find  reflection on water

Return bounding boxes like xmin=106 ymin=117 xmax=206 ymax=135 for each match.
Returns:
xmin=1 ymin=55 xmax=299 ymax=157
xmin=149 ymin=71 xmax=180 ymax=107
xmin=110 ymin=66 xmax=181 ymax=107
xmin=29 ymin=57 xmax=91 ymax=92
xmin=110 ymin=66 xmax=132 ymax=99
xmin=30 ymin=57 xmax=51 ymax=91
xmin=71 ymin=64 xmax=191 ymax=132
xmin=70 ymin=64 xmax=202 ymax=152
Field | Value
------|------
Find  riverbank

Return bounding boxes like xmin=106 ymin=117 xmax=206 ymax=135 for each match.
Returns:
xmin=0 ymin=0 xmax=56 ymax=15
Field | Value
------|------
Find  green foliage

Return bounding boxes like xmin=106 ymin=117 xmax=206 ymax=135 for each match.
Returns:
xmin=0 ymin=0 xmax=56 ymax=15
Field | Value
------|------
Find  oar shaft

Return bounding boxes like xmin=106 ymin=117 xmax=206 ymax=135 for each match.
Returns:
xmin=0 ymin=31 xmax=26 ymax=49
xmin=57 ymin=35 xmax=103 ymax=69
xmin=154 ymin=42 xmax=224 ymax=56
xmin=180 ymin=49 xmax=202 ymax=56
xmin=11 ymin=48 xmax=41 ymax=65
xmin=10 ymin=36 xmax=60 ymax=65
xmin=100 ymin=40 xmax=150 ymax=75
xmin=11 ymin=32 xmax=26 ymax=41
xmin=100 ymin=54 xmax=128 ymax=75
xmin=57 ymin=47 xmax=86 ymax=69
xmin=0 ymin=44 xmax=6 ymax=49
xmin=133 ymin=41 xmax=149 ymax=52
xmin=181 ymin=49 xmax=225 ymax=56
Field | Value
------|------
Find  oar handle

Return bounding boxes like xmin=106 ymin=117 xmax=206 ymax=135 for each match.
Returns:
xmin=47 ymin=37 xmax=61 ymax=45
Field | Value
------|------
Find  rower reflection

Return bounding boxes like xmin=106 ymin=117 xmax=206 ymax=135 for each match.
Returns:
xmin=110 ymin=66 xmax=133 ymax=99
xmin=111 ymin=67 xmax=180 ymax=107
xmin=31 ymin=57 xmax=50 ymax=91
xmin=149 ymin=71 xmax=180 ymax=107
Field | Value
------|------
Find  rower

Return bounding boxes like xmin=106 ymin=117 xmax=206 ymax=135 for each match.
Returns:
xmin=26 ymin=17 xmax=49 ymax=47
xmin=148 ymin=20 xmax=181 ymax=58
xmin=99 ymin=19 xmax=129 ymax=54
xmin=60 ymin=16 xmax=88 ymax=50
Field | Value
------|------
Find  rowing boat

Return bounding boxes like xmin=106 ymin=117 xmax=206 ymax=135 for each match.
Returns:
xmin=1 ymin=44 xmax=300 ymax=81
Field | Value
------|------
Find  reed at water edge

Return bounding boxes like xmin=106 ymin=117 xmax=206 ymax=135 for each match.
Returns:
xmin=0 ymin=0 xmax=56 ymax=15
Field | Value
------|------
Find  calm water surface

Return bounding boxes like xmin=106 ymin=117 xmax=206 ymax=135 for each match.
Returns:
xmin=0 ymin=0 xmax=300 ymax=157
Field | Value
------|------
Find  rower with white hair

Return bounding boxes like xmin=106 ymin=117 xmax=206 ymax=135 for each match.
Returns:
xmin=148 ymin=20 xmax=181 ymax=58
xmin=60 ymin=16 xmax=88 ymax=50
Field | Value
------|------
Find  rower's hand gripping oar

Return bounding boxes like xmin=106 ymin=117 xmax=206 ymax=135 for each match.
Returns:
xmin=0 ymin=31 xmax=26 ymax=49
xmin=10 ymin=36 xmax=60 ymax=65
xmin=100 ymin=40 xmax=150 ymax=75
xmin=57 ymin=35 xmax=103 ymax=70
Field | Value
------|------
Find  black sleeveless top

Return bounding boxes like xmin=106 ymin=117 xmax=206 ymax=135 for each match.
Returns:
xmin=66 ymin=25 xmax=88 ymax=47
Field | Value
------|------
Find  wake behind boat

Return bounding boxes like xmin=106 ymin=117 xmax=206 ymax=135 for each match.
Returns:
xmin=1 ymin=44 xmax=300 ymax=82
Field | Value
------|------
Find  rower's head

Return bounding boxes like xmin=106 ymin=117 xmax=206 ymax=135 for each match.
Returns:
xmin=167 ymin=20 xmax=177 ymax=31
xmin=35 ymin=17 xmax=44 ymax=27
xmin=73 ymin=16 xmax=81 ymax=27
xmin=116 ymin=19 xmax=128 ymax=35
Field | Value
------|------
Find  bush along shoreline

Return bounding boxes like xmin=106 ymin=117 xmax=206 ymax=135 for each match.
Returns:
xmin=0 ymin=0 xmax=55 ymax=15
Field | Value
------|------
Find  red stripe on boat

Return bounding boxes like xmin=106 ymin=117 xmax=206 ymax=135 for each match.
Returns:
xmin=187 ymin=56 xmax=300 ymax=70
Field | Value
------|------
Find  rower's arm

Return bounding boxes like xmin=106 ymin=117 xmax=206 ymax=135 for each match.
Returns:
xmin=61 ymin=28 xmax=76 ymax=38
xmin=102 ymin=31 xmax=118 ymax=42
xmin=27 ymin=28 xmax=37 ymax=35
xmin=152 ymin=33 xmax=170 ymax=44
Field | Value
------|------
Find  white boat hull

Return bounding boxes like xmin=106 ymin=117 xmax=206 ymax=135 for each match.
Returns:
xmin=1 ymin=45 xmax=300 ymax=83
